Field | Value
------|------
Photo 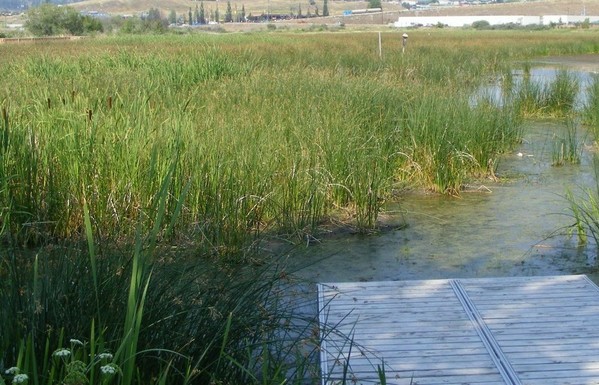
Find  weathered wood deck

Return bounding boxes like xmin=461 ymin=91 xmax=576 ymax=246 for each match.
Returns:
xmin=318 ymin=275 xmax=599 ymax=385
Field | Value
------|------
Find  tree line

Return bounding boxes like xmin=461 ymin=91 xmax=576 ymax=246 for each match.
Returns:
xmin=22 ymin=0 xmax=385 ymax=36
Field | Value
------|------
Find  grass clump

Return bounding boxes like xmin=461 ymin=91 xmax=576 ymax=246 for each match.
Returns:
xmin=567 ymin=155 xmax=599 ymax=248
xmin=512 ymin=65 xmax=580 ymax=118
xmin=583 ymin=74 xmax=599 ymax=135
xmin=552 ymin=117 xmax=584 ymax=166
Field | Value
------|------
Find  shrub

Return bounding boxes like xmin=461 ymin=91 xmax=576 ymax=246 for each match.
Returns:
xmin=25 ymin=4 xmax=103 ymax=36
xmin=472 ymin=20 xmax=491 ymax=30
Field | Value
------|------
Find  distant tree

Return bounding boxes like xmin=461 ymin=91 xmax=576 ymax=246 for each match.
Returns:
xmin=472 ymin=20 xmax=490 ymax=29
xmin=199 ymin=1 xmax=206 ymax=24
xmin=214 ymin=6 xmax=219 ymax=23
xmin=322 ymin=0 xmax=329 ymax=16
xmin=368 ymin=0 xmax=382 ymax=9
xmin=120 ymin=18 xmax=139 ymax=33
xmin=146 ymin=8 xmax=161 ymax=21
xmin=225 ymin=0 xmax=232 ymax=22
xmin=168 ymin=9 xmax=177 ymax=24
xmin=188 ymin=7 xmax=192 ymax=25
xmin=581 ymin=17 xmax=591 ymax=29
xmin=26 ymin=3 xmax=103 ymax=36
xmin=298 ymin=3 xmax=302 ymax=17
xmin=81 ymin=15 xmax=103 ymax=33
xmin=142 ymin=8 xmax=168 ymax=32
xmin=194 ymin=5 xmax=200 ymax=24
xmin=240 ymin=4 xmax=246 ymax=21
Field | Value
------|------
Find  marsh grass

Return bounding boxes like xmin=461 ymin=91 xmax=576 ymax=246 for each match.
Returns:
xmin=0 ymin=245 xmax=325 ymax=384
xmin=552 ymin=117 xmax=584 ymax=166
xmin=0 ymin=179 xmax=324 ymax=384
xmin=513 ymin=66 xmax=580 ymax=118
xmin=397 ymin=86 xmax=521 ymax=194
xmin=0 ymin=33 xmax=531 ymax=246
xmin=2 ymin=31 xmax=595 ymax=246
xmin=567 ymin=155 xmax=599 ymax=249
xmin=584 ymin=74 xmax=599 ymax=135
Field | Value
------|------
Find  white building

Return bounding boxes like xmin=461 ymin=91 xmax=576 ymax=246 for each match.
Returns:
xmin=393 ymin=15 xmax=599 ymax=28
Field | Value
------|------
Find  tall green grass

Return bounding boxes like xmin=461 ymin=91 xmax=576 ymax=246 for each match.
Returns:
xmin=0 ymin=246 xmax=326 ymax=384
xmin=513 ymin=65 xmax=580 ymax=118
xmin=567 ymin=155 xmax=599 ymax=248
xmin=0 ymin=32 xmax=534 ymax=246
xmin=0 ymin=175 xmax=323 ymax=384
xmin=583 ymin=73 xmax=599 ymax=134
xmin=552 ymin=117 xmax=584 ymax=166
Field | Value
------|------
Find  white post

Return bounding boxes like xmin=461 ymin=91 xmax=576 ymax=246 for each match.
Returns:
xmin=402 ymin=33 xmax=408 ymax=54
xmin=378 ymin=32 xmax=382 ymax=58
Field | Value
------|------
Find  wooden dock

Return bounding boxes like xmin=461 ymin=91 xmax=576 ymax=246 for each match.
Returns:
xmin=318 ymin=275 xmax=599 ymax=385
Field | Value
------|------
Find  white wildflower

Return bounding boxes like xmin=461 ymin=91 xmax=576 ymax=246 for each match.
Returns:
xmin=4 ymin=367 xmax=19 ymax=375
xmin=100 ymin=365 xmax=117 ymax=375
xmin=97 ymin=353 xmax=113 ymax=361
xmin=12 ymin=374 xmax=28 ymax=384
xmin=52 ymin=348 xmax=71 ymax=358
xmin=69 ymin=339 xmax=84 ymax=346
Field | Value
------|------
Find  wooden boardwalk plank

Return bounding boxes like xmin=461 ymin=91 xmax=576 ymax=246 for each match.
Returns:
xmin=319 ymin=275 xmax=599 ymax=385
xmin=459 ymin=275 xmax=599 ymax=385
xmin=319 ymin=279 xmax=507 ymax=385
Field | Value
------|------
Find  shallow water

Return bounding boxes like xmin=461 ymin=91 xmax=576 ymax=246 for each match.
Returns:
xmin=290 ymin=60 xmax=599 ymax=285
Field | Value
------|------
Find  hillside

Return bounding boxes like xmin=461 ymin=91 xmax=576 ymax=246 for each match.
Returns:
xmin=65 ymin=0 xmax=599 ymax=19
xmin=3 ymin=0 xmax=599 ymax=28
xmin=67 ymin=0 xmax=404 ymax=17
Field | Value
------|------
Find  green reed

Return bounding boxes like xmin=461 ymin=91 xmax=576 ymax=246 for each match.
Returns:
xmin=513 ymin=66 xmax=580 ymax=118
xmin=567 ymin=155 xmax=599 ymax=248
xmin=552 ymin=117 xmax=584 ymax=167
xmin=395 ymin=85 xmax=521 ymax=194
xmin=0 ymin=173 xmax=323 ymax=384
xmin=583 ymin=73 xmax=599 ymax=134
xmin=0 ymin=247 xmax=324 ymax=385
xmin=1 ymin=31 xmax=597 ymax=246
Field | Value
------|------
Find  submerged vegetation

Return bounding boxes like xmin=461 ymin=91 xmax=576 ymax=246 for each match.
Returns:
xmin=2 ymin=29 xmax=599 ymax=383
